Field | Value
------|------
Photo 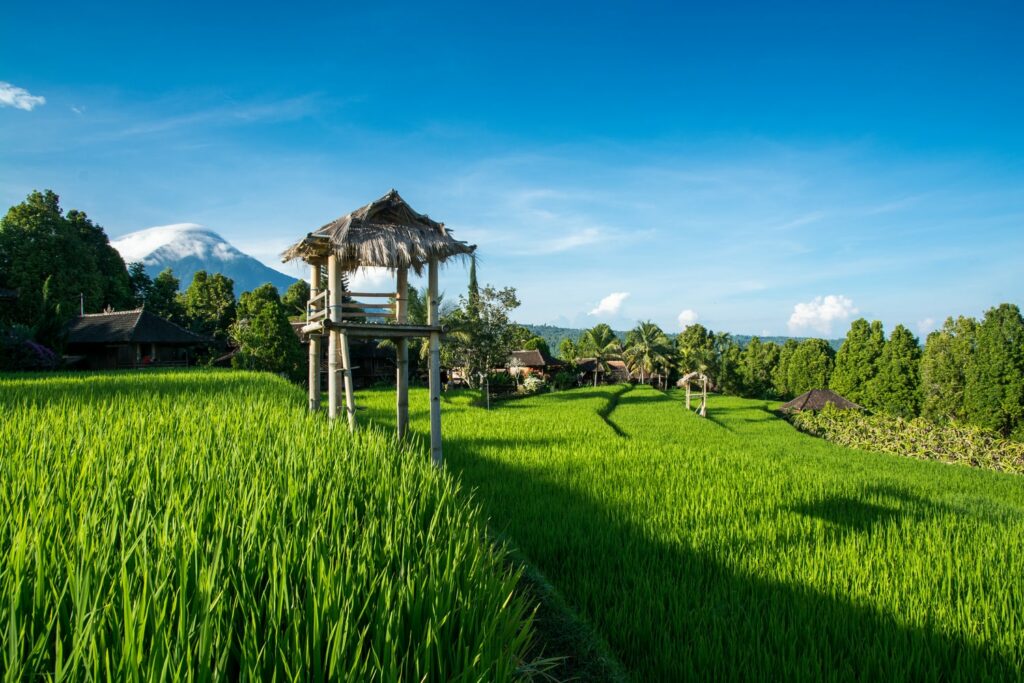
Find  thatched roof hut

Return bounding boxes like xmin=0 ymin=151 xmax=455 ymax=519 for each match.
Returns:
xmin=779 ymin=389 xmax=861 ymax=412
xmin=280 ymin=189 xmax=475 ymax=272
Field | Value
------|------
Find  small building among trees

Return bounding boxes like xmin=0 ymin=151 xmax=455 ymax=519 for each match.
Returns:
xmin=508 ymin=348 xmax=563 ymax=378
xmin=65 ymin=308 xmax=210 ymax=369
xmin=779 ymin=388 xmax=862 ymax=413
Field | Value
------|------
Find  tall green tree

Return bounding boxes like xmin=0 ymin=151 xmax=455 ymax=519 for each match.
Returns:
xmin=709 ymin=332 xmax=743 ymax=394
xmin=578 ymin=323 xmax=622 ymax=386
xmin=146 ymin=269 xmax=185 ymax=323
xmin=281 ymin=279 xmax=311 ymax=318
xmin=740 ymin=337 xmax=781 ymax=399
xmin=964 ymin=304 xmax=1024 ymax=438
xmin=675 ymin=323 xmax=715 ymax=375
xmin=521 ymin=336 xmax=551 ymax=356
xmin=179 ymin=271 xmax=236 ymax=349
xmin=230 ymin=284 xmax=304 ymax=382
xmin=67 ymin=209 xmax=134 ymax=311
xmin=831 ymin=319 xmax=886 ymax=404
xmin=557 ymin=337 xmax=578 ymax=362
xmin=867 ymin=324 xmax=921 ymax=418
xmin=921 ymin=316 xmax=977 ymax=423
xmin=127 ymin=262 xmax=153 ymax=308
xmin=443 ymin=284 xmax=521 ymax=389
xmin=785 ymin=338 xmax=834 ymax=396
xmin=772 ymin=339 xmax=800 ymax=398
xmin=623 ymin=321 xmax=671 ymax=384
xmin=0 ymin=190 xmax=106 ymax=329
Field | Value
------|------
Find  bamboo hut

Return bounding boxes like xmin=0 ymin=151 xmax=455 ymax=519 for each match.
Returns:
xmin=281 ymin=189 xmax=475 ymax=466
xmin=677 ymin=371 xmax=709 ymax=417
xmin=779 ymin=389 xmax=861 ymax=413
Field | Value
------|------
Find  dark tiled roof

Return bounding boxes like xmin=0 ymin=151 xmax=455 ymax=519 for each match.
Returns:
xmin=67 ymin=309 xmax=208 ymax=345
xmin=510 ymin=348 xmax=562 ymax=367
xmin=779 ymin=389 xmax=861 ymax=412
xmin=0 ymin=288 xmax=18 ymax=301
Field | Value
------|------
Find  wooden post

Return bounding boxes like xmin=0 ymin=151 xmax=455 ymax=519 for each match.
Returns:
xmin=340 ymin=328 xmax=357 ymax=432
xmin=686 ymin=382 xmax=691 ymax=411
xmin=395 ymin=267 xmax=409 ymax=439
xmin=308 ymin=260 xmax=322 ymax=412
xmin=427 ymin=259 xmax=442 ymax=467
xmin=327 ymin=254 xmax=341 ymax=420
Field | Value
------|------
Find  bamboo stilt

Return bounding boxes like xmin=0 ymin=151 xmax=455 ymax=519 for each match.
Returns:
xmin=395 ymin=267 xmax=409 ymax=439
xmin=427 ymin=259 xmax=442 ymax=467
xmin=308 ymin=260 xmax=322 ymax=412
xmin=327 ymin=255 xmax=341 ymax=420
xmin=340 ymin=329 xmax=356 ymax=432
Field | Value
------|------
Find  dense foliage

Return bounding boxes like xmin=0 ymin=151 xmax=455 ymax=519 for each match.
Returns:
xmin=790 ymin=404 xmax=1024 ymax=475
xmin=0 ymin=371 xmax=535 ymax=680
xmin=361 ymin=384 xmax=1024 ymax=680
xmin=231 ymin=284 xmax=304 ymax=381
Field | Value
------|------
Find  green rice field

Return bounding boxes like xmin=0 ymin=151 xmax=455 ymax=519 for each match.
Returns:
xmin=3 ymin=370 xmax=1023 ymax=680
xmin=361 ymin=383 xmax=1024 ymax=680
xmin=0 ymin=371 xmax=533 ymax=681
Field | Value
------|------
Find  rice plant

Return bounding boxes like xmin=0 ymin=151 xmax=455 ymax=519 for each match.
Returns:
xmin=0 ymin=370 xmax=534 ymax=681
xmin=361 ymin=384 xmax=1024 ymax=680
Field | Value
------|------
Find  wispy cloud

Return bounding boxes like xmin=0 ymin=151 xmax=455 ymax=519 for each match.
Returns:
xmin=105 ymin=95 xmax=318 ymax=139
xmin=788 ymin=294 xmax=858 ymax=335
xmin=0 ymin=82 xmax=45 ymax=111
xmin=590 ymin=292 xmax=629 ymax=316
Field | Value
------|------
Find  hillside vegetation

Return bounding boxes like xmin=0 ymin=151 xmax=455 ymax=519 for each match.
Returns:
xmin=0 ymin=371 xmax=534 ymax=681
xmin=363 ymin=384 xmax=1024 ymax=680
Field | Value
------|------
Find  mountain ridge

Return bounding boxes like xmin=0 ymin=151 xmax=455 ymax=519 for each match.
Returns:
xmin=111 ymin=224 xmax=297 ymax=297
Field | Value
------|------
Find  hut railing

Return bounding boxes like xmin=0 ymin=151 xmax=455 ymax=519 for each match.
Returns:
xmin=306 ymin=290 xmax=329 ymax=321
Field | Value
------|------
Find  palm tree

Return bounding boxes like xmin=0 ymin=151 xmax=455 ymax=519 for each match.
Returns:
xmin=578 ymin=324 xmax=622 ymax=386
xmin=623 ymin=321 xmax=671 ymax=385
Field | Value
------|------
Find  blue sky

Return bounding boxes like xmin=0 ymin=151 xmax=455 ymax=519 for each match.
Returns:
xmin=2 ymin=1 xmax=1022 ymax=338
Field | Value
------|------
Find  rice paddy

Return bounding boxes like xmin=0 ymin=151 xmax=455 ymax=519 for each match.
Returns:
xmin=4 ymin=371 xmax=1023 ymax=680
xmin=0 ymin=371 xmax=534 ymax=681
xmin=362 ymin=383 xmax=1024 ymax=680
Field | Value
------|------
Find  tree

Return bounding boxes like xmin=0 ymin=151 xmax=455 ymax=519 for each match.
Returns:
xmin=281 ymin=279 xmax=311 ymax=318
xmin=772 ymin=339 xmax=800 ymax=398
xmin=578 ymin=323 xmax=622 ymax=386
xmin=521 ymin=335 xmax=551 ymax=356
xmin=867 ymin=324 xmax=921 ymax=418
xmin=443 ymin=284 xmax=521 ymax=389
xmin=740 ymin=337 xmax=781 ymax=399
xmin=831 ymin=319 xmax=886 ymax=405
xmin=146 ymin=268 xmax=184 ymax=323
xmin=230 ymin=284 xmax=304 ymax=382
xmin=709 ymin=332 xmax=743 ymax=394
xmin=67 ymin=209 xmax=134 ymax=311
xmin=623 ymin=321 xmax=671 ymax=384
xmin=964 ymin=304 xmax=1024 ymax=438
xmin=0 ymin=191 xmax=104 ymax=329
xmin=675 ymin=323 xmax=715 ymax=375
xmin=557 ymin=337 xmax=578 ymax=362
xmin=785 ymin=338 xmax=834 ymax=396
xmin=921 ymin=316 xmax=977 ymax=423
xmin=179 ymin=270 xmax=236 ymax=350
xmin=127 ymin=262 xmax=153 ymax=307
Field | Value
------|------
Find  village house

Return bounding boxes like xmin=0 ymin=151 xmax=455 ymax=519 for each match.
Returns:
xmin=65 ymin=308 xmax=210 ymax=370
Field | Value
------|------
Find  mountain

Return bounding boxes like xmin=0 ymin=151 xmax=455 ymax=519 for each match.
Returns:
xmin=111 ymin=223 xmax=298 ymax=297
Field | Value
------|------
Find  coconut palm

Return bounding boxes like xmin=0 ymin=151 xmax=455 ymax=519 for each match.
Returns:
xmin=623 ymin=321 xmax=672 ymax=385
xmin=578 ymin=324 xmax=622 ymax=386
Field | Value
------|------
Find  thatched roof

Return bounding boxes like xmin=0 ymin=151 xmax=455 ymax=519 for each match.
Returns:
xmin=779 ymin=389 xmax=861 ymax=412
xmin=509 ymin=349 xmax=562 ymax=368
xmin=677 ymin=371 xmax=709 ymax=387
xmin=281 ymin=189 xmax=475 ymax=273
xmin=67 ymin=309 xmax=209 ymax=345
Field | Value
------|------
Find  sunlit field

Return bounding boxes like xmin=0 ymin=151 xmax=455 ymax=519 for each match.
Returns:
xmin=362 ymin=383 xmax=1024 ymax=680
xmin=0 ymin=371 xmax=533 ymax=681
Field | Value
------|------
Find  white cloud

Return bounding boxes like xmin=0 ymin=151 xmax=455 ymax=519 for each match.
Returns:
xmin=348 ymin=267 xmax=393 ymax=291
xmin=533 ymin=227 xmax=606 ymax=254
xmin=917 ymin=317 xmax=936 ymax=335
xmin=589 ymin=291 xmax=629 ymax=316
xmin=787 ymin=295 xmax=858 ymax=335
xmin=0 ymin=82 xmax=46 ymax=111
xmin=677 ymin=309 xmax=699 ymax=330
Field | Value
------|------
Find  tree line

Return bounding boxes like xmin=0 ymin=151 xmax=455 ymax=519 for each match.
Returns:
xmin=555 ymin=306 xmax=1024 ymax=440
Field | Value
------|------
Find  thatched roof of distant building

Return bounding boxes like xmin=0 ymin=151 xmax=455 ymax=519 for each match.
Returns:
xmin=779 ymin=388 xmax=861 ymax=412
xmin=67 ymin=309 xmax=209 ymax=345
xmin=280 ymin=189 xmax=475 ymax=273
xmin=509 ymin=349 xmax=562 ymax=368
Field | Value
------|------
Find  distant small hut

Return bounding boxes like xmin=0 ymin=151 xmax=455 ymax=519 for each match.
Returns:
xmin=65 ymin=308 xmax=209 ymax=369
xmin=281 ymin=189 xmax=474 ymax=467
xmin=677 ymin=371 xmax=710 ymax=417
xmin=508 ymin=348 xmax=563 ymax=379
xmin=779 ymin=389 xmax=862 ymax=413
